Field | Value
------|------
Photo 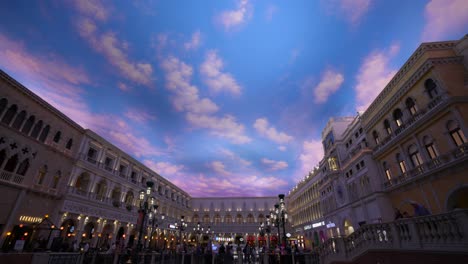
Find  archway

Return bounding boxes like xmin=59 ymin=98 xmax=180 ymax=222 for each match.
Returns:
xmin=100 ymin=223 xmax=114 ymax=248
xmin=83 ymin=222 xmax=95 ymax=242
xmin=344 ymin=219 xmax=354 ymax=236
xmin=60 ymin=219 xmax=76 ymax=238
xmin=446 ymin=186 xmax=468 ymax=211
xmin=75 ymin=172 xmax=90 ymax=193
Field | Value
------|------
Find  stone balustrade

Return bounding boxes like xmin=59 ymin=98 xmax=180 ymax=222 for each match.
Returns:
xmin=319 ymin=209 xmax=468 ymax=264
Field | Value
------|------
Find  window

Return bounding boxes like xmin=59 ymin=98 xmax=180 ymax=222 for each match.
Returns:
xmin=360 ymin=160 xmax=365 ymax=167
xmin=425 ymin=79 xmax=438 ymax=99
xmin=1 ymin=104 xmax=17 ymax=125
xmin=31 ymin=120 xmax=43 ymax=139
xmin=66 ymin=138 xmax=73 ymax=150
xmin=0 ymin=98 xmax=7 ymax=116
xmin=119 ymin=165 xmax=127 ymax=176
xmin=16 ymin=158 xmax=30 ymax=176
xmin=3 ymin=154 xmax=18 ymax=172
xmin=38 ymin=125 xmax=50 ymax=142
xmin=408 ymin=144 xmax=423 ymax=167
xmin=131 ymin=171 xmax=137 ymax=182
xmin=383 ymin=162 xmax=391 ymax=180
xmin=384 ymin=120 xmax=392 ymax=135
xmin=447 ymin=120 xmax=466 ymax=147
xmin=393 ymin=109 xmax=403 ymax=127
xmin=0 ymin=149 xmax=6 ymax=168
xmin=37 ymin=165 xmax=48 ymax=185
xmin=356 ymin=164 xmax=360 ymax=170
xmin=405 ymin=98 xmax=417 ymax=115
xmin=396 ymin=153 xmax=407 ymax=174
xmin=52 ymin=171 xmax=61 ymax=189
xmin=373 ymin=131 xmax=380 ymax=144
xmin=423 ymin=136 xmax=439 ymax=159
xmin=104 ymin=157 xmax=114 ymax=171
xmin=53 ymin=131 xmax=61 ymax=143
xmin=87 ymin=148 xmax=97 ymax=163
xmin=328 ymin=157 xmax=338 ymax=171
xmin=12 ymin=111 xmax=26 ymax=130
xmin=21 ymin=115 xmax=35 ymax=135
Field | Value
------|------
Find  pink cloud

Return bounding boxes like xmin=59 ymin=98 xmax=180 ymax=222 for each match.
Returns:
xmin=422 ymin=0 xmax=468 ymax=41
xmin=278 ymin=146 xmax=286 ymax=151
xmin=312 ymin=69 xmax=344 ymax=104
xmin=219 ymin=148 xmax=252 ymax=167
xmin=117 ymin=82 xmax=130 ymax=92
xmin=72 ymin=0 xmax=109 ymax=21
xmin=186 ymin=113 xmax=252 ymax=144
xmin=208 ymin=161 xmax=231 ymax=176
xmin=184 ymin=30 xmax=202 ymax=51
xmin=144 ymin=160 xmax=185 ymax=176
xmin=355 ymin=44 xmax=399 ymax=112
xmin=324 ymin=0 xmax=372 ymax=25
xmin=216 ymin=0 xmax=253 ymax=31
xmin=261 ymin=158 xmax=288 ymax=171
xmin=254 ymin=118 xmax=293 ymax=144
xmin=124 ymin=108 xmax=156 ymax=123
xmin=296 ymin=139 xmax=323 ymax=182
xmin=200 ymin=50 xmax=242 ymax=96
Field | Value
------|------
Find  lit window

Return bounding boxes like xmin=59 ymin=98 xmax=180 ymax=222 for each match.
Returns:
xmin=373 ymin=131 xmax=380 ymax=144
xmin=423 ymin=136 xmax=439 ymax=159
xmin=405 ymin=98 xmax=417 ymax=115
xmin=447 ymin=120 xmax=466 ymax=147
xmin=383 ymin=162 xmax=391 ymax=180
xmin=396 ymin=153 xmax=407 ymax=174
xmin=384 ymin=120 xmax=392 ymax=135
xmin=408 ymin=144 xmax=423 ymax=167
xmin=393 ymin=109 xmax=403 ymax=127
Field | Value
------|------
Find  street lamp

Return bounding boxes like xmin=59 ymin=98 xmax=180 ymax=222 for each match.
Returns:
xmin=278 ymin=194 xmax=288 ymax=246
xmin=148 ymin=205 xmax=165 ymax=250
xmin=136 ymin=181 xmax=155 ymax=252
xmin=270 ymin=204 xmax=281 ymax=247
xmin=174 ymin=216 xmax=187 ymax=247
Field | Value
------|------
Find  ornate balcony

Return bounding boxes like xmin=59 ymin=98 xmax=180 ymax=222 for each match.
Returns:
xmin=319 ymin=209 xmax=468 ymax=264
xmin=384 ymin=143 xmax=468 ymax=189
xmin=0 ymin=170 xmax=25 ymax=185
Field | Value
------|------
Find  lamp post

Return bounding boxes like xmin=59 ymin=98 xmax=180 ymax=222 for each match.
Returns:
xmin=270 ymin=204 xmax=281 ymax=247
xmin=174 ymin=216 xmax=187 ymax=249
xmin=148 ymin=205 xmax=165 ymax=250
xmin=136 ymin=181 xmax=155 ymax=252
xmin=193 ymin=222 xmax=204 ymax=245
xmin=278 ymin=194 xmax=288 ymax=246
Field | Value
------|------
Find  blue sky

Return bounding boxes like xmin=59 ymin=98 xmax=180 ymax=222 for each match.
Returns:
xmin=1 ymin=0 xmax=467 ymax=197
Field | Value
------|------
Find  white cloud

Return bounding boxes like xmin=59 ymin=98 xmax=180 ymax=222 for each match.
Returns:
xmin=313 ymin=69 xmax=344 ymax=104
xmin=355 ymin=44 xmax=399 ymax=112
xmin=208 ymin=161 xmax=231 ymax=176
xmin=216 ymin=0 xmax=252 ymax=31
xmin=296 ymin=139 xmax=323 ymax=182
xmin=278 ymin=146 xmax=286 ymax=151
xmin=75 ymin=19 xmax=154 ymax=86
xmin=265 ymin=5 xmax=278 ymax=22
xmin=253 ymin=118 xmax=293 ymax=144
xmin=72 ymin=0 xmax=109 ymax=21
xmin=184 ymin=30 xmax=202 ymax=51
xmin=186 ymin=113 xmax=251 ymax=144
xmin=219 ymin=148 xmax=252 ymax=167
xmin=144 ymin=160 xmax=185 ymax=176
xmin=117 ymin=82 xmax=130 ymax=92
xmin=324 ymin=0 xmax=372 ymax=25
xmin=161 ymin=56 xmax=219 ymax=114
xmin=200 ymin=50 xmax=242 ymax=96
xmin=261 ymin=158 xmax=288 ymax=171
xmin=422 ymin=0 xmax=468 ymax=41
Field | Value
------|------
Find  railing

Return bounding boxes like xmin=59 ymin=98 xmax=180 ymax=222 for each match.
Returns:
xmin=384 ymin=143 xmax=468 ymax=189
xmin=0 ymin=170 xmax=25 ymax=185
xmin=319 ymin=209 xmax=468 ymax=264
xmin=374 ymin=95 xmax=445 ymax=154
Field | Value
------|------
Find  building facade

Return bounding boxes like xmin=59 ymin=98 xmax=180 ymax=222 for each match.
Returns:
xmin=287 ymin=35 xmax=468 ymax=250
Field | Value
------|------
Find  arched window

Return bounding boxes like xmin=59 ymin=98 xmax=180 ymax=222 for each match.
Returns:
xmin=203 ymin=214 xmax=210 ymax=223
xmin=384 ymin=120 xmax=392 ymax=135
xmin=125 ymin=191 xmax=134 ymax=205
xmin=225 ymin=214 xmax=232 ymax=223
xmin=423 ymin=136 xmax=439 ymax=159
xmin=396 ymin=153 xmax=407 ymax=174
xmin=382 ymin=161 xmax=391 ymax=180
xmin=37 ymin=165 xmax=48 ymax=185
xmin=236 ymin=214 xmax=243 ymax=224
xmin=214 ymin=214 xmax=221 ymax=224
xmin=16 ymin=158 xmax=30 ymax=176
xmin=66 ymin=138 xmax=73 ymax=150
xmin=21 ymin=115 xmax=35 ymax=135
xmin=0 ymin=149 xmax=6 ymax=168
xmin=372 ymin=130 xmax=380 ymax=144
xmin=246 ymin=214 xmax=254 ymax=223
xmin=3 ymin=154 xmax=19 ymax=172
xmin=95 ymin=180 xmax=107 ymax=200
xmin=258 ymin=214 xmax=264 ymax=224
xmin=405 ymin=98 xmax=417 ymax=115
xmin=447 ymin=120 xmax=466 ymax=147
xmin=12 ymin=111 xmax=26 ymax=130
xmin=0 ymin=98 xmax=7 ymax=116
xmin=393 ymin=109 xmax=403 ymax=127
xmin=31 ymin=120 xmax=43 ymax=139
xmin=53 ymin=131 xmax=62 ymax=143
xmin=75 ymin=173 xmax=90 ymax=192
xmin=425 ymin=79 xmax=438 ymax=99
xmin=1 ymin=104 xmax=17 ymax=125
xmin=408 ymin=144 xmax=423 ymax=167
xmin=111 ymin=188 xmax=121 ymax=206
xmin=52 ymin=171 xmax=61 ymax=189
xmin=39 ymin=125 xmax=50 ymax=142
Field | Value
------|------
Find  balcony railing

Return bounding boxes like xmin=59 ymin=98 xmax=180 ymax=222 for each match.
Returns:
xmin=319 ymin=209 xmax=468 ymax=264
xmin=0 ymin=170 xmax=25 ymax=185
xmin=374 ymin=95 xmax=445 ymax=154
xmin=384 ymin=143 xmax=468 ymax=189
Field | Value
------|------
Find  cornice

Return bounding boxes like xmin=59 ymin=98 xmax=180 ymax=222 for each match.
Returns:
xmin=0 ymin=69 xmax=84 ymax=132
xmin=363 ymin=56 xmax=464 ymax=131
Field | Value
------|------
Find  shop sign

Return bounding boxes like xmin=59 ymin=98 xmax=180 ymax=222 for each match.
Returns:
xmin=295 ymin=228 xmax=303 ymax=232
xmin=19 ymin=215 xmax=43 ymax=223
xmin=168 ymin=224 xmax=176 ymax=229
xmin=304 ymin=225 xmax=312 ymax=230
xmin=326 ymin=222 xmax=336 ymax=228
xmin=312 ymin=221 xmax=325 ymax=228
